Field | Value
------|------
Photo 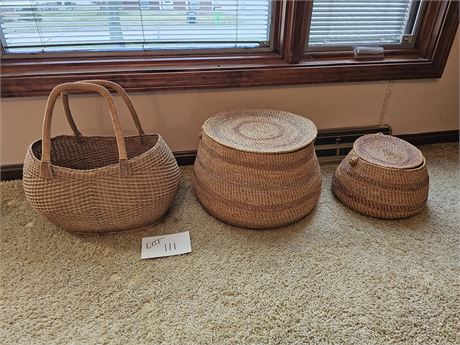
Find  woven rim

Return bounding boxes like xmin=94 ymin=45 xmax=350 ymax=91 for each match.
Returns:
xmin=353 ymin=133 xmax=424 ymax=169
xmin=27 ymin=134 xmax=162 ymax=175
xmin=203 ymin=108 xmax=317 ymax=154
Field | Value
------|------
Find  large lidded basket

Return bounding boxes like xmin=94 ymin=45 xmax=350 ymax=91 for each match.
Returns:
xmin=332 ymin=133 xmax=429 ymax=219
xmin=194 ymin=108 xmax=322 ymax=229
xmin=23 ymin=80 xmax=181 ymax=233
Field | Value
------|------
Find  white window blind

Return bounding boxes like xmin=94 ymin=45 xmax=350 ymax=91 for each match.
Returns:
xmin=0 ymin=0 xmax=272 ymax=53
xmin=308 ymin=0 xmax=420 ymax=47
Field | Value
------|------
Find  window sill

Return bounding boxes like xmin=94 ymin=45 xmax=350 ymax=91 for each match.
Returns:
xmin=0 ymin=52 xmax=449 ymax=98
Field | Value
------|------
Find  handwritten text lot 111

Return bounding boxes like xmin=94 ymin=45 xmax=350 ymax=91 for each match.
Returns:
xmin=141 ymin=231 xmax=192 ymax=259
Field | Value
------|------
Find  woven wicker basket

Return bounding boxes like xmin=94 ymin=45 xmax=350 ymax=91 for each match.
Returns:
xmin=332 ymin=133 xmax=429 ymax=219
xmin=194 ymin=108 xmax=322 ymax=229
xmin=23 ymin=81 xmax=181 ymax=233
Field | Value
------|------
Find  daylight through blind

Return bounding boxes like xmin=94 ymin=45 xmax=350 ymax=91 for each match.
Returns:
xmin=308 ymin=0 xmax=419 ymax=47
xmin=0 ymin=0 xmax=272 ymax=53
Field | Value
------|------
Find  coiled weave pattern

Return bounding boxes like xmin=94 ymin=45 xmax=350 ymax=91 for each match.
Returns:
xmin=332 ymin=134 xmax=429 ymax=219
xmin=194 ymin=109 xmax=321 ymax=229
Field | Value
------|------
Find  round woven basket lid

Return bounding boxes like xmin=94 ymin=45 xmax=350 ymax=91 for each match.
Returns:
xmin=354 ymin=133 xmax=424 ymax=169
xmin=203 ymin=108 xmax=317 ymax=153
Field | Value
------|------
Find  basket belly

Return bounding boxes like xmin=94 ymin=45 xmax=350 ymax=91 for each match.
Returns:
xmin=193 ymin=135 xmax=322 ymax=229
xmin=24 ymin=176 xmax=179 ymax=233
xmin=332 ymin=152 xmax=429 ymax=219
xmin=23 ymin=144 xmax=180 ymax=233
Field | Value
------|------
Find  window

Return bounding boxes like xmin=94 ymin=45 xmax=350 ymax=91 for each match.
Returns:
xmin=308 ymin=0 xmax=422 ymax=47
xmin=1 ymin=1 xmax=458 ymax=97
xmin=0 ymin=0 xmax=272 ymax=53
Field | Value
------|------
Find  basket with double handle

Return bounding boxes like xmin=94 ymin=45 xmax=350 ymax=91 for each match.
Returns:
xmin=23 ymin=80 xmax=181 ymax=233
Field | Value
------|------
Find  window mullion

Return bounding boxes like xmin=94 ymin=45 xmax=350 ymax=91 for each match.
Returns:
xmin=282 ymin=0 xmax=312 ymax=64
xmin=415 ymin=0 xmax=450 ymax=59
xmin=271 ymin=0 xmax=284 ymax=54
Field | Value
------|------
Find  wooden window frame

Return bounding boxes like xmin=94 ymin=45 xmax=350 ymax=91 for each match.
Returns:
xmin=1 ymin=0 xmax=458 ymax=97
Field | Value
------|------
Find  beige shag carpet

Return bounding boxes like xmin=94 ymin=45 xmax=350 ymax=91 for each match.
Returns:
xmin=1 ymin=143 xmax=459 ymax=345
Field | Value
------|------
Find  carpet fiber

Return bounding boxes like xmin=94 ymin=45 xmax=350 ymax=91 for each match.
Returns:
xmin=1 ymin=143 xmax=459 ymax=345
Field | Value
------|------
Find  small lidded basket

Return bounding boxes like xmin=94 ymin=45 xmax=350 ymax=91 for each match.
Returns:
xmin=194 ymin=108 xmax=322 ymax=229
xmin=332 ymin=133 xmax=429 ymax=219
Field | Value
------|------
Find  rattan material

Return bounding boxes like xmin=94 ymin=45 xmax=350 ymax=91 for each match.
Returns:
xmin=203 ymin=108 xmax=318 ymax=153
xmin=23 ymin=81 xmax=181 ymax=233
xmin=354 ymin=133 xmax=424 ymax=169
xmin=332 ymin=133 xmax=429 ymax=219
xmin=194 ymin=108 xmax=322 ymax=229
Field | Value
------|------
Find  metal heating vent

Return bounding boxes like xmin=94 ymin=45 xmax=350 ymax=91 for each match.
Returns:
xmin=315 ymin=125 xmax=392 ymax=162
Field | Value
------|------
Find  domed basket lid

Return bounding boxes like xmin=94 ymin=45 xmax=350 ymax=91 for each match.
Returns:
xmin=203 ymin=108 xmax=317 ymax=154
xmin=353 ymin=133 xmax=424 ymax=169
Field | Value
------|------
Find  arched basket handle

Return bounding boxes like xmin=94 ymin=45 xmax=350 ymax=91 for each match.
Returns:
xmin=41 ymin=82 xmax=132 ymax=179
xmin=61 ymin=79 xmax=145 ymax=141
